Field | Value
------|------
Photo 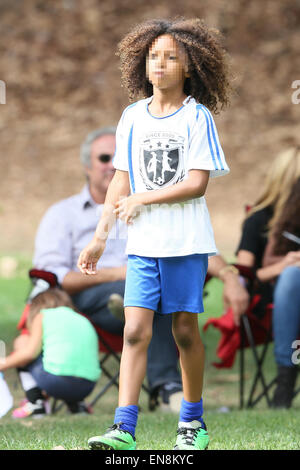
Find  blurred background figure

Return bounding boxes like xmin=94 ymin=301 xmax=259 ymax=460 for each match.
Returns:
xmin=236 ymin=146 xmax=300 ymax=408
xmin=263 ymin=175 xmax=300 ymax=408
xmin=1 ymin=288 xmax=100 ymax=418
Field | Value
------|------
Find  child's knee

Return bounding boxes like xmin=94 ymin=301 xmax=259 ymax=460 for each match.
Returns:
xmin=124 ymin=321 xmax=152 ymax=347
xmin=173 ymin=324 xmax=195 ymax=349
xmin=173 ymin=315 xmax=201 ymax=350
xmin=175 ymin=331 xmax=194 ymax=349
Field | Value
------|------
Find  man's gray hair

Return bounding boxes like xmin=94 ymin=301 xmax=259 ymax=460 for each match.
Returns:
xmin=80 ymin=127 xmax=116 ymax=167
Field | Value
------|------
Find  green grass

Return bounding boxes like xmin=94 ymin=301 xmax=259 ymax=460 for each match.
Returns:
xmin=0 ymin=262 xmax=300 ymax=450
xmin=1 ymin=408 xmax=299 ymax=450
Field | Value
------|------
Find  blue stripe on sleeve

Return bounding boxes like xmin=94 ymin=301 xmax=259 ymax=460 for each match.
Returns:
xmin=114 ymin=101 xmax=138 ymax=174
xmin=124 ymin=102 xmax=138 ymax=114
xmin=200 ymin=105 xmax=224 ymax=170
xmin=196 ymin=104 xmax=218 ymax=170
xmin=128 ymin=124 xmax=135 ymax=194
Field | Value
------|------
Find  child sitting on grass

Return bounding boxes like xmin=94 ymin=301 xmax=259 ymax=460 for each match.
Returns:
xmin=0 ymin=288 xmax=101 ymax=418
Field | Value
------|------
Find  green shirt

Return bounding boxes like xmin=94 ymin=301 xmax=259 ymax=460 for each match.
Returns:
xmin=41 ymin=306 xmax=101 ymax=382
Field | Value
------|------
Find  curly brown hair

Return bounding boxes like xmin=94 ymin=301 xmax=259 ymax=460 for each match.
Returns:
xmin=117 ymin=17 xmax=232 ymax=113
xmin=272 ymin=178 xmax=300 ymax=255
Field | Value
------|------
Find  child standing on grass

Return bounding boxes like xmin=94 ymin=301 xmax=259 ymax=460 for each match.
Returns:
xmin=78 ymin=17 xmax=231 ymax=450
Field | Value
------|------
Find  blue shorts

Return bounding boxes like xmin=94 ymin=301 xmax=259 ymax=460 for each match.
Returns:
xmin=124 ymin=254 xmax=208 ymax=315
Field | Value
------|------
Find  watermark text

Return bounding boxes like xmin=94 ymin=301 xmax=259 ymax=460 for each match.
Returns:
xmin=291 ymin=80 xmax=300 ymax=104
xmin=0 ymin=80 xmax=6 ymax=104
xmin=291 ymin=340 xmax=300 ymax=365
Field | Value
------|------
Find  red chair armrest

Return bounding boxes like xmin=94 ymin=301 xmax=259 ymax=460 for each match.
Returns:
xmin=29 ymin=269 xmax=58 ymax=287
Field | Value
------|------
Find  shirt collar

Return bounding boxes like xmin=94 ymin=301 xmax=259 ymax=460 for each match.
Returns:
xmin=80 ymin=185 xmax=97 ymax=209
xmin=146 ymin=95 xmax=192 ymax=107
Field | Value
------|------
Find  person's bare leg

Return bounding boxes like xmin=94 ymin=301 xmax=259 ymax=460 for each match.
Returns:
xmin=118 ymin=306 xmax=154 ymax=406
xmin=172 ymin=312 xmax=204 ymax=402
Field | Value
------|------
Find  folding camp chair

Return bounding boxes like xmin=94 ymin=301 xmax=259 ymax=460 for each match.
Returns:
xmin=17 ymin=268 xmax=149 ymax=413
xmin=239 ymin=294 xmax=274 ymax=408
xmin=87 ymin=327 xmax=123 ymax=407
xmin=239 ymin=284 xmax=300 ymax=409
xmin=204 ymin=264 xmax=300 ymax=408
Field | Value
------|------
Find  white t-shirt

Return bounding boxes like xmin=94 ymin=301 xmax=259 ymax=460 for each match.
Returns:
xmin=113 ymin=95 xmax=229 ymax=257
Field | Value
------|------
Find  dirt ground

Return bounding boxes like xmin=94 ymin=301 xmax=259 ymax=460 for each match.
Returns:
xmin=0 ymin=0 xmax=299 ymax=258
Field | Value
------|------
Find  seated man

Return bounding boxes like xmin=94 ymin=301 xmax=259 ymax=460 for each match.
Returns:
xmin=33 ymin=127 xmax=249 ymax=410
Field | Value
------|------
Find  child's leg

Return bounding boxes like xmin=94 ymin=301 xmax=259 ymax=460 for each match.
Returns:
xmin=88 ymin=306 xmax=154 ymax=449
xmin=171 ymin=312 xmax=209 ymax=450
xmin=118 ymin=306 xmax=154 ymax=406
xmin=114 ymin=306 xmax=154 ymax=437
xmin=13 ymin=337 xmax=44 ymax=407
xmin=172 ymin=311 xmax=204 ymax=402
xmin=13 ymin=356 xmax=47 ymax=418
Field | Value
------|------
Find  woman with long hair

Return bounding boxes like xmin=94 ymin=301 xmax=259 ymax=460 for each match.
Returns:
xmin=261 ymin=178 xmax=300 ymax=408
xmin=237 ymin=146 xmax=300 ymax=274
xmin=236 ymin=147 xmax=300 ymax=408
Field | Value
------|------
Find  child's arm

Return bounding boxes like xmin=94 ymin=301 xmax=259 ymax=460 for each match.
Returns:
xmin=141 ymin=169 xmax=209 ymax=204
xmin=77 ymin=169 xmax=130 ymax=274
xmin=0 ymin=314 xmax=43 ymax=371
xmin=114 ymin=169 xmax=209 ymax=224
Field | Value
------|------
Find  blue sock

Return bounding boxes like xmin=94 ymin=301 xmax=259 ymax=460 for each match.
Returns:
xmin=179 ymin=398 xmax=204 ymax=426
xmin=114 ymin=405 xmax=139 ymax=437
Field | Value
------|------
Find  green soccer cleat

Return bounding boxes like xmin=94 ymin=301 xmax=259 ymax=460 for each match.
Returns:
xmin=88 ymin=422 xmax=136 ymax=450
xmin=173 ymin=421 xmax=209 ymax=450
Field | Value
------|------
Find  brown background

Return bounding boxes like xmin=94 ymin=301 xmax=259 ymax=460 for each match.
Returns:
xmin=0 ymin=0 xmax=299 ymax=257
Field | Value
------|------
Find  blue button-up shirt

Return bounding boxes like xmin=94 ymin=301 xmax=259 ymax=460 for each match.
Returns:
xmin=33 ymin=185 xmax=128 ymax=284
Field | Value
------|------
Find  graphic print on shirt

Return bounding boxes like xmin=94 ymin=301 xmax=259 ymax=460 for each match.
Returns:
xmin=139 ymin=131 xmax=185 ymax=190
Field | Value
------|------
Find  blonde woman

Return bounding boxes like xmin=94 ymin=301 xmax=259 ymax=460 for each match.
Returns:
xmin=236 ymin=146 xmax=300 ymax=408
xmin=237 ymin=146 xmax=300 ymax=276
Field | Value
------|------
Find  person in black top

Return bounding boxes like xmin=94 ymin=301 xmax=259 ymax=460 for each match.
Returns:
xmin=262 ymin=177 xmax=300 ymax=408
xmin=236 ymin=146 xmax=300 ymax=284
xmin=236 ymin=146 xmax=300 ymax=408
xmin=237 ymin=206 xmax=273 ymax=270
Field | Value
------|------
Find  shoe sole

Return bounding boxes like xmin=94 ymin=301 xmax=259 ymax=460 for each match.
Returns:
xmin=89 ymin=441 xmax=114 ymax=450
xmin=173 ymin=444 xmax=209 ymax=450
xmin=88 ymin=440 xmax=136 ymax=451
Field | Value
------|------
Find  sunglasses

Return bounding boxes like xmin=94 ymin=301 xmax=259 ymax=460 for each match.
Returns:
xmin=98 ymin=154 xmax=113 ymax=163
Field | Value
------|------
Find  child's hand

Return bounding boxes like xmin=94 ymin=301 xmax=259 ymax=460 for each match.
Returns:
xmin=114 ymin=194 xmax=144 ymax=225
xmin=77 ymin=238 xmax=106 ymax=275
